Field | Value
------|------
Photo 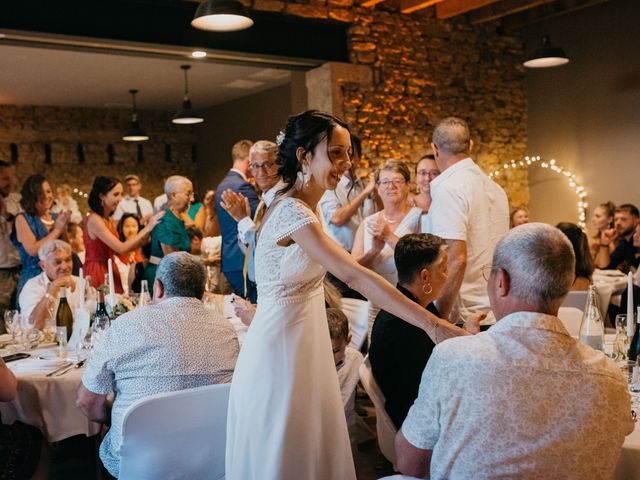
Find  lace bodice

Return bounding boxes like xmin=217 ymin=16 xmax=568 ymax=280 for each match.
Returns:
xmin=254 ymin=197 xmax=325 ymax=304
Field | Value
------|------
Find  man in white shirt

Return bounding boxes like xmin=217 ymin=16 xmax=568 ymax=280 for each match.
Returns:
xmin=112 ymin=174 xmax=153 ymax=223
xmin=220 ymin=140 xmax=283 ymax=303
xmin=0 ymin=160 xmax=22 ymax=331
xmin=19 ymin=240 xmax=80 ymax=330
xmin=395 ymin=223 xmax=634 ymax=480
xmin=421 ymin=117 xmax=509 ymax=325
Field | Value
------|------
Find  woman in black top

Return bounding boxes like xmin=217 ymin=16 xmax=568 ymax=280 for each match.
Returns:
xmin=369 ymin=233 xmax=449 ymax=429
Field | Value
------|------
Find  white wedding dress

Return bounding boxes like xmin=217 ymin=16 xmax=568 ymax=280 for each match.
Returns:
xmin=226 ymin=197 xmax=356 ymax=480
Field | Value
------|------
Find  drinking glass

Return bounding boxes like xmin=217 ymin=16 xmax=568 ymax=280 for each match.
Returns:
xmin=75 ymin=335 xmax=92 ymax=363
xmin=55 ymin=326 xmax=68 ymax=358
xmin=92 ymin=315 xmax=110 ymax=348
xmin=614 ymin=314 xmax=630 ymax=361
xmin=20 ymin=329 xmax=43 ymax=351
xmin=4 ymin=310 xmax=18 ymax=341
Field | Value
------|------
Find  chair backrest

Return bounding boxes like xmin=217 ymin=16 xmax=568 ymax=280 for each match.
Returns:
xmin=340 ymin=298 xmax=370 ymax=350
xmin=359 ymin=355 xmax=397 ymax=466
xmin=561 ymin=291 xmax=588 ymax=310
xmin=119 ymin=383 xmax=231 ymax=480
xmin=557 ymin=307 xmax=584 ymax=337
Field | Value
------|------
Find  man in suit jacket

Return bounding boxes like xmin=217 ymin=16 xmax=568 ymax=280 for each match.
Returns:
xmin=215 ymin=140 xmax=260 ymax=299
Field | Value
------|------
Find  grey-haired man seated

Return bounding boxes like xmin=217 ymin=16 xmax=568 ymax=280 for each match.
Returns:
xmin=395 ymin=223 xmax=634 ymax=480
xmin=76 ymin=252 xmax=239 ymax=478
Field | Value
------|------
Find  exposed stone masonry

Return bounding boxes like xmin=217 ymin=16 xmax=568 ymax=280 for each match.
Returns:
xmin=0 ymin=105 xmax=197 ymax=210
xmin=250 ymin=0 xmax=529 ymax=205
xmin=0 ymin=3 xmax=529 ymax=207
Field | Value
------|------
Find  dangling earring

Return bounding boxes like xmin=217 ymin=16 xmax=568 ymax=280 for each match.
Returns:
xmin=302 ymin=164 xmax=311 ymax=188
xmin=422 ymin=283 xmax=433 ymax=294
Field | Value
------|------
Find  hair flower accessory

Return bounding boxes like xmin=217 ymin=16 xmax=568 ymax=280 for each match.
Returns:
xmin=276 ymin=130 xmax=286 ymax=147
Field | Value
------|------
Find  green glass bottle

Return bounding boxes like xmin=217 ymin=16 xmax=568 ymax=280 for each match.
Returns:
xmin=55 ymin=287 xmax=74 ymax=341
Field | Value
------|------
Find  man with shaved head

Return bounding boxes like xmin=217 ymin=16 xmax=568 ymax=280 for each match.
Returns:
xmin=421 ymin=117 xmax=509 ymax=327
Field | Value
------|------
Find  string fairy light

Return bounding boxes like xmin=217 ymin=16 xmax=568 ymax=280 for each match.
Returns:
xmin=489 ymin=155 xmax=588 ymax=229
xmin=72 ymin=187 xmax=89 ymax=199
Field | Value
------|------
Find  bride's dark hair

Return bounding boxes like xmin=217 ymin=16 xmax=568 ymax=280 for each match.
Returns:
xmin=276 ymin=110 xmax=350 ymax=194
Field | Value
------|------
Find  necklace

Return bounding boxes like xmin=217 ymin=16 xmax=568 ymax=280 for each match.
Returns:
xmin=381 ymin=213 xmax=398 ymax=224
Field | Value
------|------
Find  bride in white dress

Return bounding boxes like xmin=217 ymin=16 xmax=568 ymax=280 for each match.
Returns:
xmin=225 ymin=110 xmax=470 ymax=480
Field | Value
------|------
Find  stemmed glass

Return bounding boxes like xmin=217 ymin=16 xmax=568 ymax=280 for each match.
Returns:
xmin=4 ymin=310 xmax=18 ymax=342
xmin=614 ymin=314 xmax=630 ymax=362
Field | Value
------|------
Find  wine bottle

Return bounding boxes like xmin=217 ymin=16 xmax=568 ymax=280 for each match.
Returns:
xmin=55 ymin=287 xmax=74 ymax=341
xmin=628 ymin=306 xmax=640 ymax=362
xmin=94 ymin=288 xmax=111 ymax=333
xmin=579 ymin=285 xmax=604 ymax=351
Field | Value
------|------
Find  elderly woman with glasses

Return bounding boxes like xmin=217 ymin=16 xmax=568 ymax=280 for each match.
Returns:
xmin=351 ymin=159 xmax=422 ymax=285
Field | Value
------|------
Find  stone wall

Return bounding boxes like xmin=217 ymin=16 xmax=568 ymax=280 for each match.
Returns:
xmin=0 ymin=105 xmax=197 ymax=212
xmin=0 ymin=4 xmax=530 ymax=207
xmin=251 ymin=0 xmax=530 ymax=205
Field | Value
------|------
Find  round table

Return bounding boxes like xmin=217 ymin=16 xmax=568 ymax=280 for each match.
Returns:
xmin=1 ymin=346 xmax=100 ymax=442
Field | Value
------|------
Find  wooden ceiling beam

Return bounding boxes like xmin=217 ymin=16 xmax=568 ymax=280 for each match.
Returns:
xmin=400 ymin=0 xmax=444 ymax=14
xmin=360 ymin=0 xmax=387 ymax=7
xmin=469 ymin=0 xmax=547 ymax=24
xmin=500 ymin=0 xmax=609 ymax=30
xmin=435 ymin=0 xmax=500 ymax=19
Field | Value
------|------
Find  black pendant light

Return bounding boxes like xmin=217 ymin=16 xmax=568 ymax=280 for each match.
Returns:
xmin=172 ymin=65 xmax=204 ymax=125
xmin=191 ymin=0 xmax=254 ymax=32
xmin=122 ymin=89 xmax=149 ymax=142
xmin=524 ymin=35 xmax=569 ymax=68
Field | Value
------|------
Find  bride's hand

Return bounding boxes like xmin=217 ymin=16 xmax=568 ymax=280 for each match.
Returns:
xmin=427 ymin=316 xmax=471 ymax=343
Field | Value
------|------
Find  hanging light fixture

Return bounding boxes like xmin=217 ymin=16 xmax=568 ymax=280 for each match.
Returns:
xmin=524 ymin=35 xmax=569 ymax=68
xmin=523 ymin=0 xmax=569 ymax=69
xmin=172 ymin=65 xmax=204 ymax=125
xmin=122 ymin=89 xmax=149 ymax=142
xmin=191 ymin=0 xmax=254 ymax=32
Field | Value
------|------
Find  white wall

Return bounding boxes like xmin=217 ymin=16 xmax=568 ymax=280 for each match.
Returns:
xmin=525 ymin=0 xmax=640 ymax=230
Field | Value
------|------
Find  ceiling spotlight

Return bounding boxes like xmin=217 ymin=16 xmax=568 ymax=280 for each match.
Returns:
xmin=172 ymin=65 xmax=204 ymax=125
xmin=122 ymin=89 xmax=149 ymax=142
xmin=191 ymin=0 xmax=254 ymax=32
xmin=524 ymin=35 xmax=569 ymax=68
xmin=191 ymin=50 xmax=207 ymax=58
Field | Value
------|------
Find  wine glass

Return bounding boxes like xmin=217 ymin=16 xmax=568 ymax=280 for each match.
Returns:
xmin=4 ymin=310 xmax=18 ymax=341
xmin=75 ymin=333 xmax=92 ymax=363
xmin=614 ymin=314 xmax=630 ymax=362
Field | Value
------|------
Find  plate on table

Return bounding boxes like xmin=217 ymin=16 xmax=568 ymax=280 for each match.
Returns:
xmin=7 ymin=357 xmax=67 ymax=374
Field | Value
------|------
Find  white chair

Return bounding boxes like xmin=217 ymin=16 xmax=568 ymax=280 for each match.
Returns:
xmin=561 ymin=291 xmax=588 ymax=310
xmin=359 ymin=355 xmax=397 ymax=466
xmin=118 ymin=383 xmax=231 ymax=480
xmin=340 ymin=297 xmax=370 ymax=350
xmin=557 ymin=307 xmax=583 ymax=337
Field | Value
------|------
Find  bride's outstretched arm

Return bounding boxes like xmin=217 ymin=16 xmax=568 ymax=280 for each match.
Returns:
xmin=290 ymin=222 xmax=471 ymax=343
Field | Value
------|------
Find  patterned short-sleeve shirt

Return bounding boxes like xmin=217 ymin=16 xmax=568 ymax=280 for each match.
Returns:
xmin=402 ymin=311 xmax=635 ymax=480
xmin=82 ymin=296 xmax=239 ymax=478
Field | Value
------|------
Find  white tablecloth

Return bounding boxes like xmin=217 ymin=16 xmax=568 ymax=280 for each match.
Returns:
xmin=1 ymin=347 xmax=100 ymax=442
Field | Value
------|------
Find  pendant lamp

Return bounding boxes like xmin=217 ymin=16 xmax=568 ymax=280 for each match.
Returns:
xmin=122 ymin=89 xmax=149 ymax=142
xmin=524 ymin=35 xmax=569 ymax=68
xmin=191 ymin=0 xmax=254 ymax=32
xmin=172 ymin=65 xmax=204 ymax=125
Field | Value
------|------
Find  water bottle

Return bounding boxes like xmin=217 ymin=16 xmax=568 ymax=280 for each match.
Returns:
xmin=579 ymin=285 xmax=604 ymax=351
xmin=139 ymin=280 xmax=151 ymax=308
